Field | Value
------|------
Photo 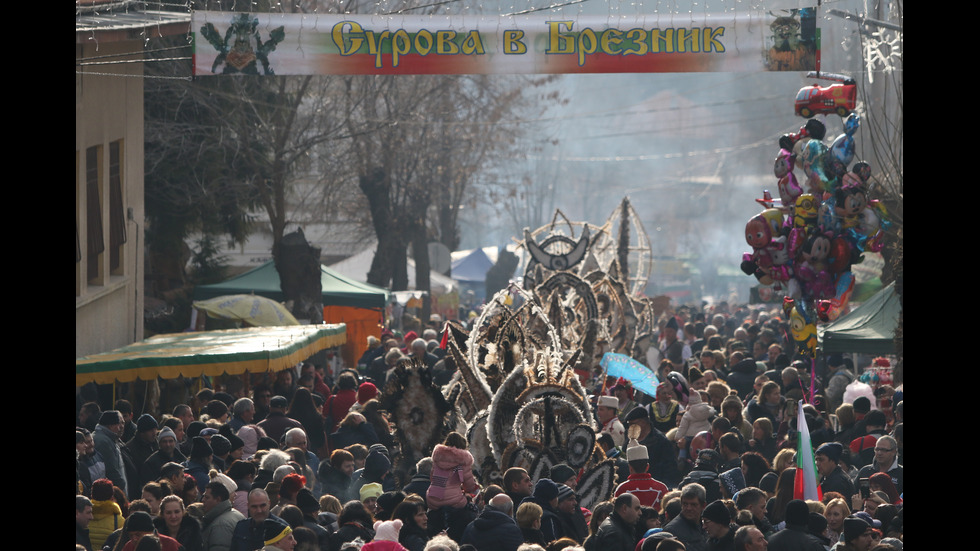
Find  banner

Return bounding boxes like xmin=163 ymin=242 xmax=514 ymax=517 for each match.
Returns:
xmin=192 ymin=10 xmax=819 ymax=76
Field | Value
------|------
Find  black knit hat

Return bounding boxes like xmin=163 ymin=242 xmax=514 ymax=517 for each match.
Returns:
xmin=852 ymin=397 xmax=871 ymax=414
xmin=785 ymin=500 xmax=809 ymax=527
xmin=556 ymin=484 xmax=575 ymax=502
xmin=210 ymin=435 xmax=231 ymax=456
xmin=128 ymin=511 xmax=155 ymax=533
xmin=624 ymin=406 xmax=650 ymax=423
xmin=190 ymin=436 xmax=213 ymax=459
xmin=550 ymin=464 xmax=576 ymax=485
xmin=816 ymin=442 xmax=843 ymax=463
xmin=533 ymin=478 xmax=559 ymax=502
xmin=136 ymin=414 xmax=158 ymax=433
xmin=99 ymin=411 xmax=123 ymax=426
xmin=842 ymin=516 xmax=871 ymax=542
xmin=228 ymin=433 xmax=245 ymax=452
xmin=297 ymin=488 xmax=320 ymax=514
xmin=701 ymin=500 xmax=730 ymax=525
xmin=263 ymin=517 xmax=293 ymax=546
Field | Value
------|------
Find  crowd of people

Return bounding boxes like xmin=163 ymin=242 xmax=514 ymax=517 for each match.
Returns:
xmin=77 ymin=303 xmax=903 ymax=551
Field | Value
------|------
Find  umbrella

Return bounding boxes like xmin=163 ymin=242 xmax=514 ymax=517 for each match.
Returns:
xmin=194 ymin=294 xmax=299 ymax=327
xmin=75 ymin=324 xmax=347 ymax=385
xmin=600 ymin=352 xmax=660 ymax=398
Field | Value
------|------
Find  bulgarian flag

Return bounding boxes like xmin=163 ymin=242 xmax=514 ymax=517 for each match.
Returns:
xmin=794 ymin=399 xmax=823 ymax=501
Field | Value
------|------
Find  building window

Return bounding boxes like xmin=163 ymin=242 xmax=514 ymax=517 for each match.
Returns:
xmin=109 ymin=140 xmax=127 ymax=273
xmin=86 ymin=145 xmax=105 ymax=282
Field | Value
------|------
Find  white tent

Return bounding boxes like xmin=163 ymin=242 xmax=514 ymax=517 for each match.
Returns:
xmin=329 ymin=246 xmax=457 ymax=295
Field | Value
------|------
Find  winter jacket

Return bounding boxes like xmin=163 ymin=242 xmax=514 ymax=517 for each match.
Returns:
xmin=676 ymin=393 xmax=716 ymax=440
xmin=89 ymin=498 xmax=123 ymax=551
xmin=155 ymin=514 xmax=205 ymax=551
xmin=362 ymin=540 xmax=408 ymax=551
xmin=426 ymin=444 xmax=479 ymax=509
xmin=819 ymin=465 xmax=855 ymax=498
xmin=319 ymin=462 xmax=354 ymax=504
xmin=663 ymin=514 xmax=707 ymax=551
xmin=201 ymin=499 xmax=245 ymax=551
xmin=121 ymin=533 xmax=183 ymax=551
xmin=766 ymin=523 xmax=825 ymax=551
xmin=461 ymin=508 xmax=524 ymax=551
xmin=229 ymin=514 xmax=283 ymax=551
xmin=594 ymin=512 xmax=637 ymax=551
xmin=94 ymin=424 xmax=128 ymax=494
xmin=331 ymin=521 xmax=375 ymax=551
xmin=614 ymin=473 xmax=669 ymax=511
xmin=398 ymin=522 xmax=429 ymax=551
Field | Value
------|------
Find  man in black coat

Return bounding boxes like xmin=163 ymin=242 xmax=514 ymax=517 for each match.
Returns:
xmin=701 ymin=500 xmax=735 ymax=551
xmin=766 ymin=500 xmax=825 ymax=551
xmin=593 ymin=493 xmax=640 ymax=551
xmin=815 ymin=442 xmax=855 ymax=497
xmin=461 ymin=494 xmax=524 ymax=551
xmin=624 ymin=406 xmax=680 ymax=488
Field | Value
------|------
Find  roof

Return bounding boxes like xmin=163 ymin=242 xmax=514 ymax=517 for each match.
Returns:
xmin=328 ymin=247 xmax=457 ymax=294
xmin=450 ymin=247 xmax=495 ymax=283
xmin=193 ymin=261 xmax=390 ymax=309
xmin=818 ymin=282 xmax=899 ymax=355
xmin=76 ymin=324 xmax=347 ymax=385
xmin=76 ymin=2 xmax=190 ymax=43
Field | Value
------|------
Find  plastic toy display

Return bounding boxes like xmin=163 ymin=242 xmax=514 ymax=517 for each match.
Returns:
xmin=740 ymin=76 xmax=890 ymax=361
xmin=794 ymin=72 xmax=857 ymax=118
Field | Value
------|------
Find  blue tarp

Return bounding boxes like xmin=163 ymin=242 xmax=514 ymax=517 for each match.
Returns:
xmin=451 ymin=248 xmax=494 ymax=283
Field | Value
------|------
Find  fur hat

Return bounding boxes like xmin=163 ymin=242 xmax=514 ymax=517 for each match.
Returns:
xmin=373 ymin=520 xmax=403 ymax=542
xmin=190 ymin=436 xmax=213 ymax=459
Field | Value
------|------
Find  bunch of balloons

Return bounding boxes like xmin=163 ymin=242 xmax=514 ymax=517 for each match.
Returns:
xmin=740 ymin=111 xmax=890 ymax=358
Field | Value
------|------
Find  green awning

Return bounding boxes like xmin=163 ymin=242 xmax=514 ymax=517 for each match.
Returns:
xmin=818 ymin=282 xmax=899 ymax=355
xmin=75 ymin=324 xmax=346 ymax=386
xmin=193 ymin=261 xmax=390 ymax=309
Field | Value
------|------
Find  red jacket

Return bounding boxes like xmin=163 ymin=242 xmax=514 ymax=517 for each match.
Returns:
xmin=614 ymin=473 xmax=668 ymax=511
xmin=122 ymin=533 xmax=182 ymax=551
